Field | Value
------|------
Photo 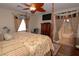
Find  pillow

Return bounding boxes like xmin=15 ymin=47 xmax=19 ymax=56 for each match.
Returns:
xmin=4 ymin=33 xmax=13 ymax=40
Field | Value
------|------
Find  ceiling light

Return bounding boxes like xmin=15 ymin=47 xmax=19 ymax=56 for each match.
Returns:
xmin=30 ymin=7 xmax=36 ymax=11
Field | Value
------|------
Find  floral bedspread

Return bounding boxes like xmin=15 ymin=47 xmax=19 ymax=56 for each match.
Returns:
xmin=0 ymin=32 xmax=54 ymax=56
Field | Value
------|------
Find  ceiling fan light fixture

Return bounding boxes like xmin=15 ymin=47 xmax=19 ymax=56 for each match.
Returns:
xmin=18 ymin=3 xmax=45 ymax=14
xmin=30 ymin=7 xmax=36 ymax=11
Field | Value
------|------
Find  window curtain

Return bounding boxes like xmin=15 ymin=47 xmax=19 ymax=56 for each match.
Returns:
xmin=54 ymin=17 xmax=64 ymax=41
xmin=14 ymin=16 xmax=22 ymax=32
xmin=55 ymin=13 xmax=79 ymax=42
xmin=24 ymin=17 xmax=30 ymax=32
xmin=70 ymin=16 xmax=79 ymax=38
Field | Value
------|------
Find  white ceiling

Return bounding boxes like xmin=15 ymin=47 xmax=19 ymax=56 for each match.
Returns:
xmin=0 ymin=3 xmax=79 ymax=14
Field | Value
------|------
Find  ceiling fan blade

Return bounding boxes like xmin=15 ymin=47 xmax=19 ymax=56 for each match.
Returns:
xmin=34 ymin=3 xmax=44 ymax=8
xmin=36 ymin=8 xmax=46 ymax=12
xmin=22 ymin=3 xmax=30 ymax=7
xmin=17 ymin=5 xmax=23 ymax=7
xmin=18 ymin=4 xmax=28 ymax=8
xmin=23 ymin=8 xmax=29 ymax=10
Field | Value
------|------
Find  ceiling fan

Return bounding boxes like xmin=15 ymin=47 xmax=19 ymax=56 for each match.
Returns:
xmin=18 ymin=3 xmax=46 ymax=13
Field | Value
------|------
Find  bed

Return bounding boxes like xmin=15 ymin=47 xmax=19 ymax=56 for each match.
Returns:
xmin=0 ymin=32 xmax=54 ymax=56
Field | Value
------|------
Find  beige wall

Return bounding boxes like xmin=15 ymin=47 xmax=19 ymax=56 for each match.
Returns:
xmin=0 ymin=8 xmax=15 ymax=33
xmin=0 ymin=7 xmax=50 ymax=34
xmin=29 ymin=13 xmax=52 ymax=33
xmin=0 ymin=8 xmax=24 ymax=33
xmin=29 ymin=14 xmax=39 ymax=32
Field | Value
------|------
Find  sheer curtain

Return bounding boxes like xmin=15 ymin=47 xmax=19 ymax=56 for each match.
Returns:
xmin=14 ymin=15 xmax=30 ymax=32
xmin=14 ymin=16 xmax=22 ymax=32
xmin=24 ymin=17 xmax=30 ymax=32
xmin=55 ymin=13 xmax=79 ymax=42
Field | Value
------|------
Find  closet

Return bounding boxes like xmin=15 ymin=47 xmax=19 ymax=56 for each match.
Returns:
xmin=41 ymin=22 xmax=51 ymax=37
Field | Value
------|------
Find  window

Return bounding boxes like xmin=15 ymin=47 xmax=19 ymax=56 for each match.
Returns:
xmin=18 ymin=19 xmax=26 ymax=31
